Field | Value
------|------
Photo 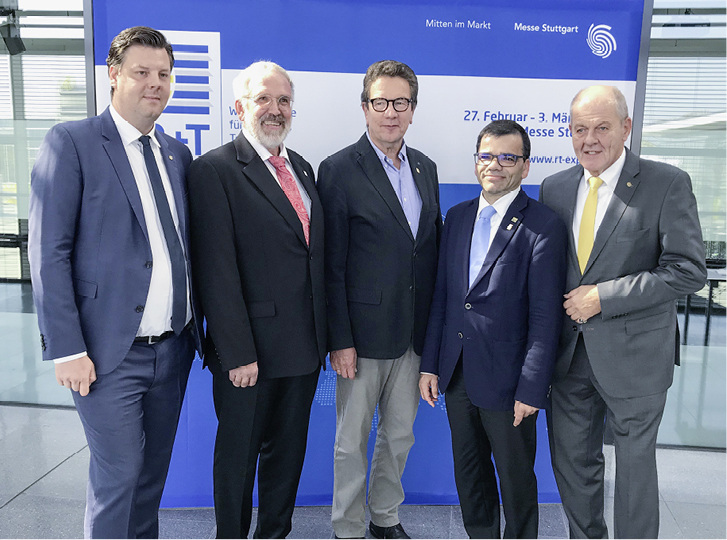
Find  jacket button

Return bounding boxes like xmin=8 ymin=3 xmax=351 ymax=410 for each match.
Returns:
xmin=458 ymin=332 xmax=463 ymax=339
xmin=136 ymin=305 xmax=144 ymax=313
xmin=572 ymin=325 xmax=578 ymax=331
xmin=145 ymin=261 xmax=153 ymax=268
xmin=464 ymin=303 xmax=472 ymax=310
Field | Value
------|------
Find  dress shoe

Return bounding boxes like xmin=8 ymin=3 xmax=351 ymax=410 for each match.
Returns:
xmin=368 ymin=522 xmax=410 ymax=539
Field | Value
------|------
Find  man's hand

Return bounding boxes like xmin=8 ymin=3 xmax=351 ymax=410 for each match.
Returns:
xmin=419 ymin=374 xmax=439 ymax=407
xmin=513 ymin=400 xmax=539 ymax=427
xmin=330 ymin=347 xmax=357 ymax=379
xmin=229 ymin=362 xmax=258 ymax=388
xmin=55 ymin=355 xmax=97 ymax=397
xmin=564 ymin=284 xmax=601 ymax=323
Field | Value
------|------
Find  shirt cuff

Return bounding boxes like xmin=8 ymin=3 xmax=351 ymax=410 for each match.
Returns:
xmin=53 ymin=352 xmax=88 ymax=364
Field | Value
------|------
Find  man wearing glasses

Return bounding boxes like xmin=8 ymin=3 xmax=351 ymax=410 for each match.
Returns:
xmin=317 ymin=60 xmax=441 ymax=539
xmin=188 ymin=61 xmax=327 ymax=538
xmin=419 ymin=120 xmax=568 ymax=538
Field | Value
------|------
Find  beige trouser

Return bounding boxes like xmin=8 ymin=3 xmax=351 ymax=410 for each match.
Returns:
xmin=331 ymin=347 xmax=421 ymax=538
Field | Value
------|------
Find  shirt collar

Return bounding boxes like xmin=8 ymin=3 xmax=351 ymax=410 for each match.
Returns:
xmin=242 ymin=127 xmax=290 ymax=163
xmin=583 ymin=147 xmax=627 ymax=188
xmin=109 ymin=104 xmax=158 ymax=150
xmin=366 ymin=130 xmax=407 ymax=167
xmin=477 ymin=187 xmax=521 ymax=218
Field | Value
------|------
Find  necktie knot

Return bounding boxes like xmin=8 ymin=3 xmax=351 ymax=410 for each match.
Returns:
xmin=589 ymin=176 xmax=603 ymax=191
xmin=269 ymin=155 xmax=286 ymax=170
xmin=139 ymin=135 xmax=151 ymax=148
xmin=479 ymin=205 xmax=497 ymax=222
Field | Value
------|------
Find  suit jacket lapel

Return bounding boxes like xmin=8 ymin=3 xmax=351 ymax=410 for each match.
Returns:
xmin=234 ymin=133 xmax=309 ymax=248
xmin=407 ymin=148 xmax=431 ymax=243
xmin=355 ymin=135 xmax=414 ymax=242
xmin=584 ymin=149 xmax=640 ymax=275
xmin=562 ymin=169 xmax=583 ymax=275
xmin=457 ymin=198 xmax=479 ymax=295
xmin=468 ymin=190 xmax=527 ymax=293
xmin=100 ymin=108 xmax=149 ymax=242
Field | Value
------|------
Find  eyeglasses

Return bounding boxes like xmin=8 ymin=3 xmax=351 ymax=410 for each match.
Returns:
xmin=368 ymin=97 xmax=413 ymax=113
xmin=244 ymin=94 xmax=293 ymax=109
xmin=473 ymin=153 xmax=526 ymax=167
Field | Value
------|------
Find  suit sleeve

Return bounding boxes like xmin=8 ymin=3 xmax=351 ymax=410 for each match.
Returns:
xmin=188 ymin=157 xmax=258 ymax=371
xmin=28 ymin=124 xmax=87 ymax=361
xmin=597 ymin=169 xmax=707 ymax=318
xmin=515 ymin=213 xmax=568 ymax=408
xmin=317 ymin=158 xmax=355 ymax=352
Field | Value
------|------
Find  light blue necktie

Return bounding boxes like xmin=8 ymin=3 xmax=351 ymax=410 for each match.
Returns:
xmin=469 ymin=205 xmax=497 ymax=288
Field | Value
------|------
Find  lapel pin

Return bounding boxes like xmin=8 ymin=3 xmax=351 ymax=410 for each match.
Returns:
xmin=303 ymin=171 xmax=308 ymax=176
xmin=506 ymin=224 xmax=513 ymax=231
xmin=511 ymin=217 xmax=518 ymax=223
xmin=416 ymin=167 xmax=420 ymax=174
xmin=627 ymin=181 xmax=632 ymax=187
xmin=168 ymin=155 xmax=173 ymax=160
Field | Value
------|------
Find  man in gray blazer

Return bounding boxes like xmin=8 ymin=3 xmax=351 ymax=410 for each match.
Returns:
xmin=539 ymin=85 xmax=706 ymax=538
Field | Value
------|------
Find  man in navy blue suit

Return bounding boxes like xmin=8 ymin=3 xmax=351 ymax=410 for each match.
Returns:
xmin=419 ymin=120 xmax=567 ymax=538
xmin=29 ymin=26 xmax=202 ymax=538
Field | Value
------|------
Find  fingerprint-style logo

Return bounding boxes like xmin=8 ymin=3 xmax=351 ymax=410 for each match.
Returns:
xmin=587 ymin=24 xmax=617 ymax=59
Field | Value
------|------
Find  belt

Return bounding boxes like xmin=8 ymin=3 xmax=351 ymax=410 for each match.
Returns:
xmin=134 ymin=330 xmax=175 ymax=345
xmin=134 ymin=320 xmax=193 ymax=345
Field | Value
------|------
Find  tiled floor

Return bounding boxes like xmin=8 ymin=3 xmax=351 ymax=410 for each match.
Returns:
xmin=0 ymin=404 xmax=724 ymax=538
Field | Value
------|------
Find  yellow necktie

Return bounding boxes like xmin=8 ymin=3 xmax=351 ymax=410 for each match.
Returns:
xmin=577 ymin=176 xmax=603 ymax=273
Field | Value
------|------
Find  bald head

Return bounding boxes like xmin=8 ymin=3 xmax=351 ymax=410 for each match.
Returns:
xmin=570 ymin=85 xmax=629 ymax=122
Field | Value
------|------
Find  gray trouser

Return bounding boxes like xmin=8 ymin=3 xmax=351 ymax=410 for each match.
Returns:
xmin=548 ymin=336 xmax=667 ymax=539
xmin=331 ymin=347 xmax=420 ymax=538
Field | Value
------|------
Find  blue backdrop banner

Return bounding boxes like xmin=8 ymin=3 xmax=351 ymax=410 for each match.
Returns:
xmin=88 ymin=0 xmax=649 ymax=509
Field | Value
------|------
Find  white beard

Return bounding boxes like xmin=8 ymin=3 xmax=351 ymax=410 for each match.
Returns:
xmin=245 ymin=113 xmax=291 ymax=150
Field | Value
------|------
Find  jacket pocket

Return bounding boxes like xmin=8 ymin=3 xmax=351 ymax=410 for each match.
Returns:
xmin=616 ymin=228 xmax=649 ymax=243
xmin=73 ymin=278 xmax=97 ymax=299
xmin=625 ymin=311 xmax=670 ymax=335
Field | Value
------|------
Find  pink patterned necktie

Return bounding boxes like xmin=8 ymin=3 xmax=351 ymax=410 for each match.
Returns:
xmin=269 ymin=155 xmax=310 ymax=245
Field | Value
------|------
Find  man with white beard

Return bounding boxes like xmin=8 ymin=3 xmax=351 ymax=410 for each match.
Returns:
xmin=188 ymin=61 xmax=327 ymax=539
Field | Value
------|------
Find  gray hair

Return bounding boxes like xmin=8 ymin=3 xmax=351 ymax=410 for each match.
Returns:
xmin=232 ymin=61 xmax=294 ymax=102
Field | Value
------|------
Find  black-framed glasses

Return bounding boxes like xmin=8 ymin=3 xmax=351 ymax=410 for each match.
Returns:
xmin=244 ymin=94 xmax=293 ymax=109
xmin=473 ymin=152 xmax=526 ymax=167
xmin=368 ymin=97 xmax=413 ymax=113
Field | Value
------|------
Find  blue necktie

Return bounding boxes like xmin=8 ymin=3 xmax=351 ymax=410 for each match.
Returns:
xmin=139 ymin=135 xmax=187 ymax=334
xmin=469 ymin=205 xmax=497 ymax=288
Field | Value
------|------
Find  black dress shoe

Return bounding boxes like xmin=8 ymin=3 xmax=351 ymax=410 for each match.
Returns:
xmin=368 ymin=522 xmax=410 ymax=539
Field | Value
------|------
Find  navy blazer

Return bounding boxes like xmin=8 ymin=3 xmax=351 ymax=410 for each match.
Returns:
xmin=29 ymin=107 xmax=202 ymax=374
xmin=420 ymin=190 xmax=568 ymax=410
